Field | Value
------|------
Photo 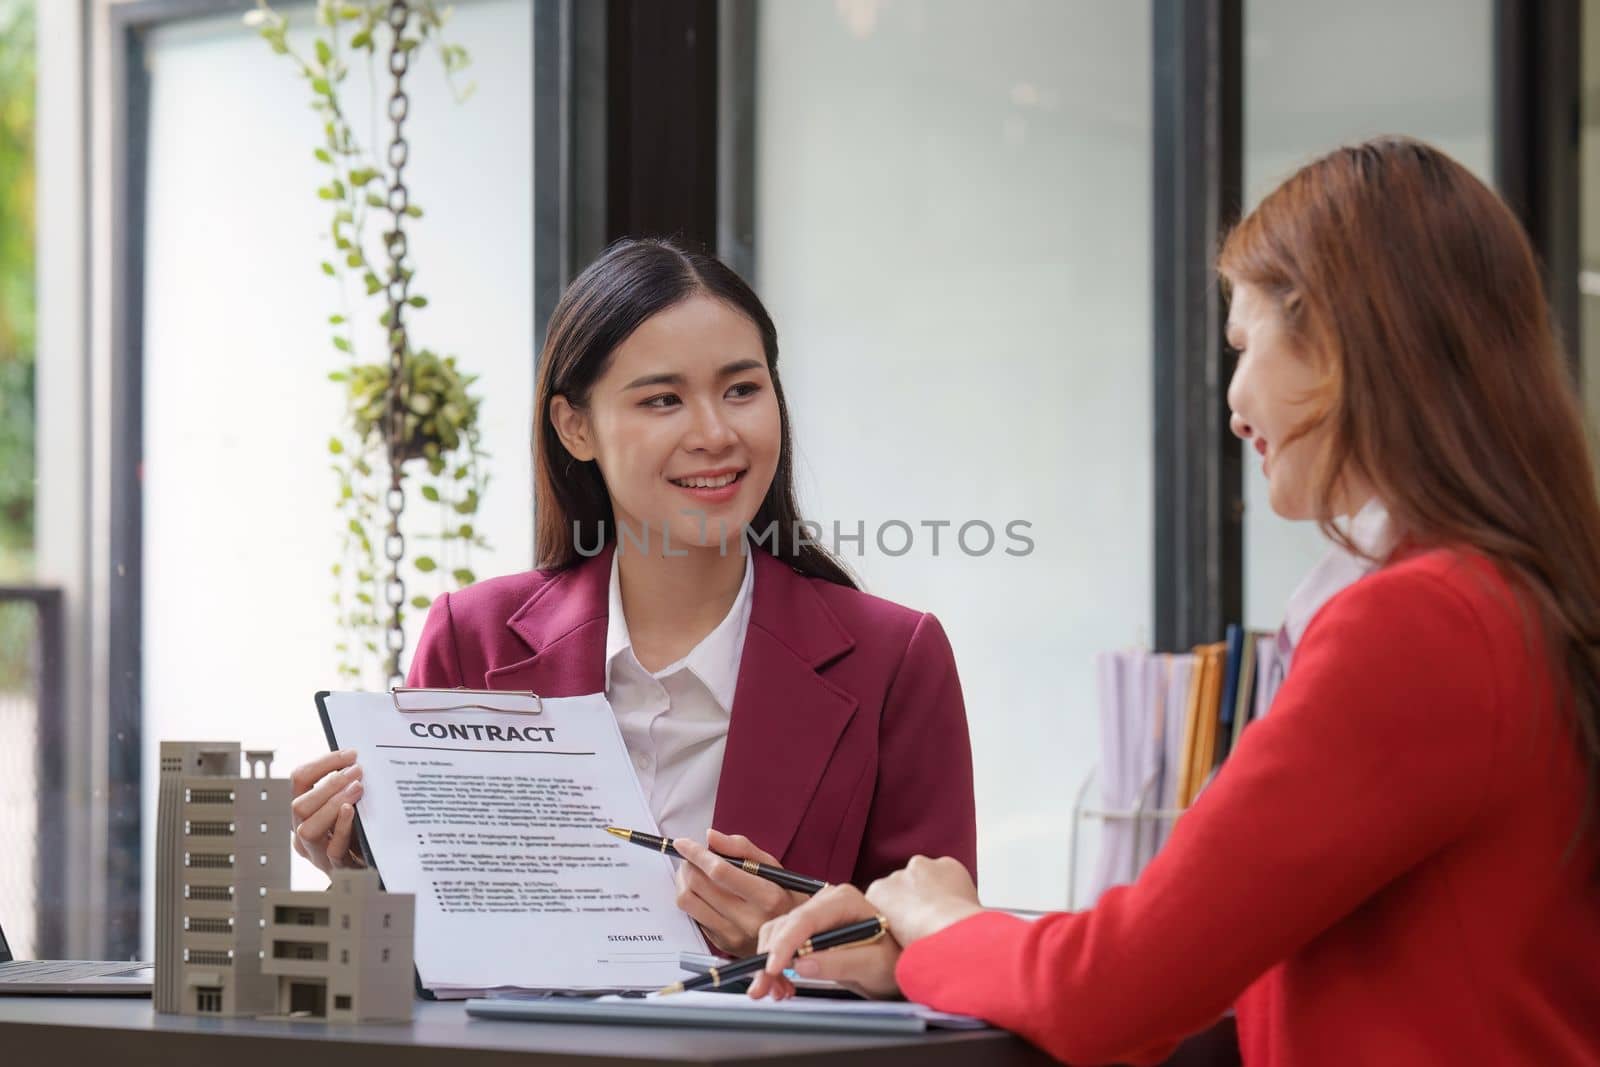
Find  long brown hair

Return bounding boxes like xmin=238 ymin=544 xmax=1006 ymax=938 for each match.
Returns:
xmin=533 ymin=237 xmax=856 ymax=588
xmin=1219 ymin=136 xmax=1600 ymax=834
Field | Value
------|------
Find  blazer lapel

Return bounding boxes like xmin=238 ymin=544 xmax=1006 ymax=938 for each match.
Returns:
xmin=712 ymin=551 xmax=857 ymax=861
xmin=482 ymin=546 xmax=612 ymax=696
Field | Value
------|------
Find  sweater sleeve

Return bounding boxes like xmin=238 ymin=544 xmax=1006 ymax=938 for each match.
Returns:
xmin=896 ymin=568 xmax=1508 ymax=1066
xmin=405 ymin=592 xmax=465 ymax=688
xmin=854 ymin=612 xmax=978 ymax=886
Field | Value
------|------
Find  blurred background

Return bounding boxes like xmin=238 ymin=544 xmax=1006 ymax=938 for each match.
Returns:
xmin=0 ymin=0 xmax=1593 ymax=964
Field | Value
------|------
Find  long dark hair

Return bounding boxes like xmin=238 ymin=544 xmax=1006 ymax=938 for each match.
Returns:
xmin=533 ymin=237 xmax=856 ymax=588
xmin=1219 ymin=137 xmax=1600 ymax=836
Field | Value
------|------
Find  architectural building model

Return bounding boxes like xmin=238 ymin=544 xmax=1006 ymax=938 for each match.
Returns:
xmin=262 ymin=868 xmax=415 ymax=1021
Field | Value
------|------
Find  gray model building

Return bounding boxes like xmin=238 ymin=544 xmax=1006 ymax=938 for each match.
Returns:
xmin=262 ymin=868 xmax=415 ymax=1021
xmin=154 ymin=743 xmax=290 ymax=1016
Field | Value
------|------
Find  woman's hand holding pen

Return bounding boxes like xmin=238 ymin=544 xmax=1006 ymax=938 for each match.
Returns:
xmin=748 ymin=855 xmax=983 ymax=1001
xmin=289 ymin=748 xmax=368 ymax=874
xmin=672 ymin=830 xmax=808 ymax=956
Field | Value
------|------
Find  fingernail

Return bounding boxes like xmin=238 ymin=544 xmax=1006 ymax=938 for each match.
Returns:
xmin=346 ymin=781 xmax=363 ymax=799
xmin=340 ymin=748 xmax=355 ymax=758
xmin=341 ymin=803 xmax=353 ymax=815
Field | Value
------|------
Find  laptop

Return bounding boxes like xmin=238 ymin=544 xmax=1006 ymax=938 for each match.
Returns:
xmin=0 ymin=917 xmax=152 ymax=995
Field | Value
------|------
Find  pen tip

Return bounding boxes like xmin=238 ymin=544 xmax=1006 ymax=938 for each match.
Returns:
xmin=604 ymin=826 xmax=630 ymax=841
xmin=657 ymin=982 xmax=684 ymax=997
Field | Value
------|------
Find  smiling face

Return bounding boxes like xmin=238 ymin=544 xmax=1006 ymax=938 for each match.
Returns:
xmin=548 ymin=293 xmax=781 ymax=552
xmin=1224 ymin=281 xmax=1342 ymax=521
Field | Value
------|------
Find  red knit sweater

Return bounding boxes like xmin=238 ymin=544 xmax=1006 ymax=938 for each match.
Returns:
xmin=898 ymin=550 xmax=1600 ymax=1065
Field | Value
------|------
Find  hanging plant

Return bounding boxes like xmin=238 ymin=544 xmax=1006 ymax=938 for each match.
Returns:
xmin=248 ymin=0 xmax=488 ymax=686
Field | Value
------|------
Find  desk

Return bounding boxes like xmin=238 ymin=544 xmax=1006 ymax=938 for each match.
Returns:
xmin=0 ymin=997 xmax=1051 ymax=1066
xmin=0 ymin=997 xmax=1240 ymax=1066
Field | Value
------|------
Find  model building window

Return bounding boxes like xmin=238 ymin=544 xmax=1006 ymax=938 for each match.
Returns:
xmin=381 ymin=948 xmax=390 ymax=962
xmin=341 ymin=914 xmax=349 ymax=930
xmin=196 ymin=987 xmax=222 ymax=1013
xmin=341 ymin=949 xmax=349 ymax=964
xmin=335 ymin=995 xmax=352 ymax=1010
xmin=383 ymin=913 xmax=391 ymax=928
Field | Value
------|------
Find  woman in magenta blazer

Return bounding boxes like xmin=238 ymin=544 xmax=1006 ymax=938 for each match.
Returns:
xmin=289 ymin=238 xmax=976 ymax=955
xmin=750 ymin=139 xmax=1600 ymax=1064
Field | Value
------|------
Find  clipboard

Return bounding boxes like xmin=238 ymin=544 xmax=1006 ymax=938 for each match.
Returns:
xmin=314 ymin=687 xmax=544 ymax=1001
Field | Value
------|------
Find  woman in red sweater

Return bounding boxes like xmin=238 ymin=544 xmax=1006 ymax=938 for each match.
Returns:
xmin=747 ymin=138 xmax=1600 ymax=1064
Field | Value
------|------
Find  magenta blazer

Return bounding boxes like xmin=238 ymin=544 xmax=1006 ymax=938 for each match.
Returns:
xmin=406 ymin=544 xmax=977 ymax=888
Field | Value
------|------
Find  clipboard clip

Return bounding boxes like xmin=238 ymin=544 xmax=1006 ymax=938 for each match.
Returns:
xmin=389 ymin=686 xmax=545 ymax=715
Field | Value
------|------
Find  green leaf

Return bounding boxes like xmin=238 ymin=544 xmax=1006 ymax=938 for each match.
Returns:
xmin=420 ymin=485 xmax=440 ymax=502
xmin=453 ymin=465 xmax=469 ymax=480
xmin=315 ymin=39 xmax=332 ymax=66
xmin=364 ymin=273 xmax=382 ymax=295
xmin=452 ymin=568 xmax=475 ymax=586
xmin=348 ymin=518 xmax=363 ymax=535
xmin=328 ymin=371 xmax=349 ymax=382
xmin=414 ymin=556 xmax=438 ymax=573
xmin=349 ymin=167 xmax=379 ymax=186
xmin=332 ymin=337 xmax=352 ymax=353
xmin=346 ymin=251 xmax=363 ymax=268
xmin=329 ymin=314 xmax=346 ymax=325
xmin=404 ymin=204 xmax=423 ymax=218
xmin=411 ymin=595 xmax=431 ymax=610
xmin=314 ymin=147 xmax=333 ymax=164
xmin=350 ymin=30 xmax=372 ymax=49
xmin=321 ymin=261 xmax=336 ymax=275
xmin=311 ymin=76 xmax=333 ymax=97
xmin=457 ymin=524 xmax=474 ymax=539
xmin=328 ymin=436 xmax=345 ymax=454
xmin=366 ymin=192 xmax=385 ymax=208
xmin=355 ymin=591 xmax=373 ymax=605
xmin=407 ymin=295 xmax=428 ymax=308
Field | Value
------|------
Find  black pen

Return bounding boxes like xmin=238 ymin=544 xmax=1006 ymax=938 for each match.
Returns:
xmin=657 ymin=915 xmax=890 ymax=996
xmin=605 ymin=826 xmax=828 ymax=895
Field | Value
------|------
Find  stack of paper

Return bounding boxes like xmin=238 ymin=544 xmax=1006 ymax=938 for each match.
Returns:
xmin=1087 ymin=627 xmax=1279 ymax=902
xmin=466 ymin=989 xmax=988 ymax=1033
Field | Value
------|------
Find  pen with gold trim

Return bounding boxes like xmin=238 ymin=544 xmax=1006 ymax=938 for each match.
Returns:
xmin=657 ymin=915 xmax=890 ymax=996
xmin=604 ymin=825 xmax=828 ymax=895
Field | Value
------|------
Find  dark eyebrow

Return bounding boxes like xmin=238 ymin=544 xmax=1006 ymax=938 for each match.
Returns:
xmin=621 ymin=359 xmax=766 ymax=391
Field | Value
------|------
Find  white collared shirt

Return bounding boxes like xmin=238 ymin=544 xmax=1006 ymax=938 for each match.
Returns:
xmin=1278 ymin=497 xmax=1394 ymax=667
xmin=604 ymin=549 xmax=754 ymax=841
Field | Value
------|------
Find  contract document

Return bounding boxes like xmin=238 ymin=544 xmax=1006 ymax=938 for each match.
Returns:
xmin=316 ymin=689 xmax=708 ymax=997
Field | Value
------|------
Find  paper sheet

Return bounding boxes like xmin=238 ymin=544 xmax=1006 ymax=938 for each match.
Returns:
xmin=319 ymin=690 xmax=708 ymax=994
xmin=601 ymin=989 xmax=988 ymax=1029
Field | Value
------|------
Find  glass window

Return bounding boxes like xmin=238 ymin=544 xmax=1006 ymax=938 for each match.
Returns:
xmin=0 ymin=0 xmax=37 ymax=962
xmin=1241 ymin=0 xmax=1493 ymax=631
xmin=748 ymin=0 xmax=1152 ymax=906
xmin=137 ymin=0 xmax=535 ymax=955
xmin=1583 ymin=0 xmax=1600 ymax=428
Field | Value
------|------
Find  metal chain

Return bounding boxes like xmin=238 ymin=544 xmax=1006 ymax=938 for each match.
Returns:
xmin=381 ymin=0 xmax=413 ymax=687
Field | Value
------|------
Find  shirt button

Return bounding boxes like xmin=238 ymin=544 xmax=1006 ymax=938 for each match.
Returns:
xmin=635 ymin=753 xmax=650 ymax=771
